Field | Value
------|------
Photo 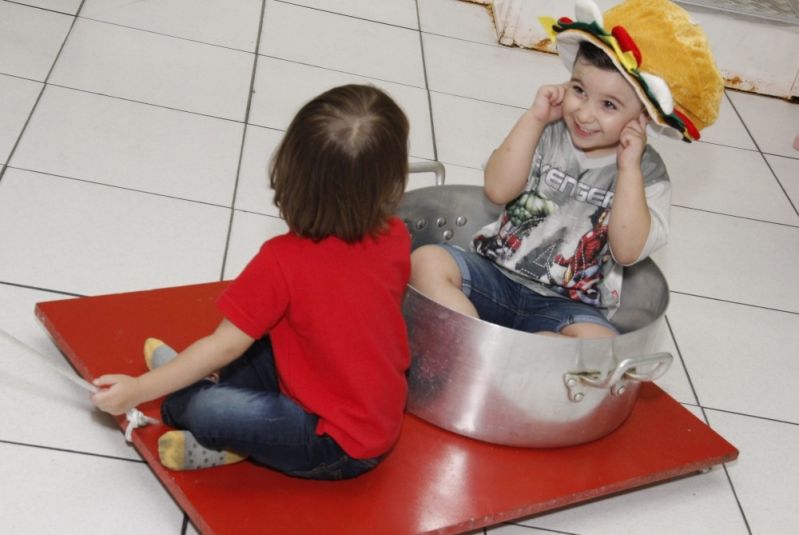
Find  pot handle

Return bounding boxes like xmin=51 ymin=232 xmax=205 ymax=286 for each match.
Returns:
xmin=563 ymin=352 xmax=673 ymax=402
xmin=408 ymin=160 xmax=446 ymax=186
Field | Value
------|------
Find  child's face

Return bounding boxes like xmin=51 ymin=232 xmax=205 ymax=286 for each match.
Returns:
xmin=562 ymin=58 xmax=645 ymax=158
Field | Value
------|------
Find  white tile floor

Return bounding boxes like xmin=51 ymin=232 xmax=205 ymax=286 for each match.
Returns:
xmin=0 ymin=1 xmax=797 ymax=534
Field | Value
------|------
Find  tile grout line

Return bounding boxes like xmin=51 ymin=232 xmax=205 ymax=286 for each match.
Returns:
xmin=0 ymin=438 xmax=146 ymax=464
xmin=703 ymin=406 xmax=799 ymax=427
xmin=275 ymin=0 xmax=418 ymax=31
xmin=667 ymin=250 xmax=763 ymax=535
xmin=415 ymin=0 xmax=439 ymax=163
xmin=77 ymin=15 xmax=257 ymax=55
xmin=758 ymin=151 xmax=799 ymax=217
xmin=2 ymin=0 xmax=74 ymax=16
xmin=4 ymin=155 xmax=467 ymax=220
xmin=672 ymin=276 xmax=765 ymax=535
xmin=217 ymin=0 xmax=269 ymax=282
xmin=725 ymin=87 xmax=763 ymax=155
xmin=719 ymin=462 xmax=754 ymax=535
xmin=668 ymin=310 xmax=798 ymax=426
xmin=499 ymin=521 xmax=581 ymax=535
xmin=2 ymin=164 xmax=250 ymax=211
xmin=670 ymin=203 xmax=799 ymax=229
xmin=663 ymin=315 xmax=703 ymax=407
xmin=11 ymin=0 xmax=505 ymax=57
xmin=669 ymin=289 xmax=799 ymax=317
xmin=0 ymin=0 xmax=87 ymax=186
xmin=46 ymin=18 xmax=433 ymax=94
xmin=255 ymin=52 xmax=427 ymax=91
xmin=725 ymin=91 xmax=799 ymax=216
xmin=43 ymin=82 xmax=254 ymax=125
xmin=0 ymin=279 xmax=84 ymax=298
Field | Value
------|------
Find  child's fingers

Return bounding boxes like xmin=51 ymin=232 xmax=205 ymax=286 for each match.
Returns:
xmin=533 ymin=84 xmax=555 ymax=105
xmin=549 ymin=85 xmax=566 ymax=105
xmin=93 ymin=374 xmax=126 ymax=387
xmin=623 ymin=118 xmax=647 ymax=144
xmin=626 ymin=116 xmax=644 ymax=132
xmin=90 ymin=385 xmax=127 ymax=415
xmin=90 ymin=388 xmax=111 ymax=409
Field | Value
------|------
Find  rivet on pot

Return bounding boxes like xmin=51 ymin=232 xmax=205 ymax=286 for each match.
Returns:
xmin=442 ymin=230 xmax=453 ymax=241
xmin=436 ymin=216 xmax=447 ymax=227
xmin=573 ymin=392 xmax=584 ymax=402
xmin=415 ymin=219 xmax=427 ymax=230
xmin=456 ymin=216 xmax=467 ymax=226
xmin=612 ymin=384 xmax=627 ymax=396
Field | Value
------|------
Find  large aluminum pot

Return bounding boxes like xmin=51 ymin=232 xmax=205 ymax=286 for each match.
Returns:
xmin=397 ymin=183 xmax=672 ymax=448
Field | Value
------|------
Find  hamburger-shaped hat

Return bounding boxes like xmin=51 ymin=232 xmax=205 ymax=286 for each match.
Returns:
xmin=541 ymin=0 xmax=724 ymax=142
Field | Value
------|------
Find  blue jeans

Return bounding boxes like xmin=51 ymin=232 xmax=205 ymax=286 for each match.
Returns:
xmin=160 ymin=337 xmax=382 ymax=480
xmin=439 ymin=244 xmax=618 ymax=334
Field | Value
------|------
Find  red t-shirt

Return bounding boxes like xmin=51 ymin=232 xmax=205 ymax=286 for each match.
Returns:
xmin=217 ymin=217 xmax=411 ymax=459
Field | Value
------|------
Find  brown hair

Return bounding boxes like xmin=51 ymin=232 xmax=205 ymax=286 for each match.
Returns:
xmin=575 ymin=40 xmax=617 ymax=72
xmin=269 ymin=84 xmax=409 ymax=243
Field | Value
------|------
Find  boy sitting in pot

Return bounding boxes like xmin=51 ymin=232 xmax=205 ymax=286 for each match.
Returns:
xmin=410 ymin=0 xmax=723 ymax=338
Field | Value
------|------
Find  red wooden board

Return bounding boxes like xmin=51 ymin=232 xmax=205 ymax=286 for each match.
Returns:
xmin=36 ymin=282 xmax=738 ymax=535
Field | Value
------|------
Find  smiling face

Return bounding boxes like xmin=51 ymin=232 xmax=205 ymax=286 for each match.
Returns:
xmin=562 ymin=57 xmax=645 ymax=158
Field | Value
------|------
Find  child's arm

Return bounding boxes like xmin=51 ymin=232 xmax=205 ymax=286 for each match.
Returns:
xmin=484 ymin=84 xmax=566 ymax=204
xmin=91 ymin=318 xmax=254 ymax=415
xmin=608 ymin=113 xmax=653 ymax=264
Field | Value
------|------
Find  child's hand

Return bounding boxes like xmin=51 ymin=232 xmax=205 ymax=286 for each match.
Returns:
xmin=91 ymin=374 xmax=141 ymax=415
xmin=617 ymin=113 xmax=649 ymax=170
xmin=529 ymin=84 xmax=566 ymax=125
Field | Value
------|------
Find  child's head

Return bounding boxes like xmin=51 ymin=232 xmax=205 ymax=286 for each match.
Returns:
xmin=546 ymin=0 xmax=723 ymax=142
xmin=270 ymin=84 xmax=409 ymax=243
xmin=560 ymin=40 xmax=645 ymax=156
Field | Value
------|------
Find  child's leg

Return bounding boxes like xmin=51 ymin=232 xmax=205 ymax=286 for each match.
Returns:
xmin=557 ymin=322 xmax=616 ymax=339
xmin=160 ymin=382 xmax=376 ymax=479
xmin=145 ymin=338 xmax=249 ymax=469
xmin=516 ymin=291 xmax=618 ymax=339
xmin=410 ymin=245 xmax=478 ymax=317
xmin=156 ymin=338 xmax=374 ymax=478
xmin=217 ymin=336 xmax=279 ymax=392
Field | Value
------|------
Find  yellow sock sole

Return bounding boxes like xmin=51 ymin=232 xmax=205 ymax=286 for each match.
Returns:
xmin=158 ymin=431 xmax=245 ymax=471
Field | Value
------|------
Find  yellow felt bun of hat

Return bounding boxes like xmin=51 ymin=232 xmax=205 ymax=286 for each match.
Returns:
xmin=604 ymin=0 xmax=723 ymax=133
xmin=547 ymin=0 xmax=724 ymax=141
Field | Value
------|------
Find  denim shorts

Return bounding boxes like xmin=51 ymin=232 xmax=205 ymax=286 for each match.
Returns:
xmin=438 ymin=243 xmax=618 ymax=334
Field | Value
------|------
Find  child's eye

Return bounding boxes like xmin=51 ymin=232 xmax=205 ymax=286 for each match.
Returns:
xmin=603 ymin=100 xmax=618 ymax=111
xmin=571 ymin=84 xmax=585 ymax=95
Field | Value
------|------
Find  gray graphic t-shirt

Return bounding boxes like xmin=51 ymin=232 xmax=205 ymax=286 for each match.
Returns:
xmin=473 ymin=121 xmax=671 ymax=317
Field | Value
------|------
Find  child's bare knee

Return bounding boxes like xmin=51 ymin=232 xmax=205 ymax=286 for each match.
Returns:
xmin=410 ymin=246 xmax=459 ymax=286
